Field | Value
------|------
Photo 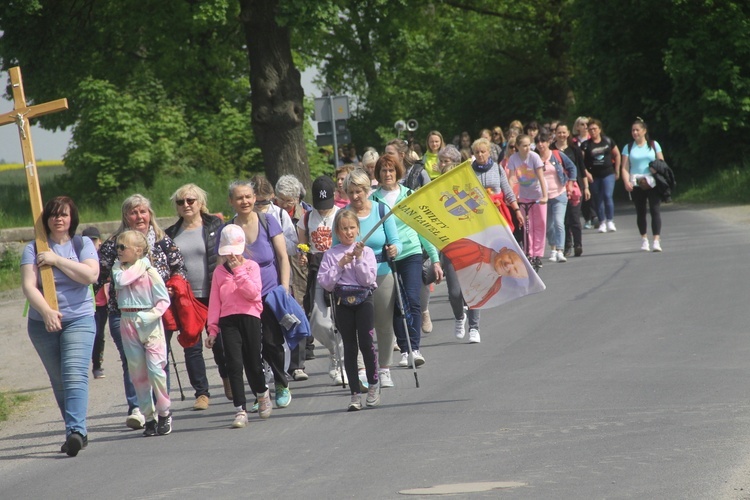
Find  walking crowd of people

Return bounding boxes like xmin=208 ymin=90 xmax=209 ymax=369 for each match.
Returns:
xmin=21 ymin=116 xmax=669 ymax=456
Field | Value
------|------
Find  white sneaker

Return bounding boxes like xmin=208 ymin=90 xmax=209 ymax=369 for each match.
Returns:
xmin=556 ymin=251 xmax=567 ymax=263
xmin=328 ymin=358 xmax=338 ymax=380
xmin=607 ymin=220 xmax=616 ymax=232
xmin=548 ymin=250 xmax=559 ymax=262
xmin=333 ymin=368 xmax=348 ymax=386
xmin=641 ymin=238 xmax=650 ymax=252
xmin=379 ymin=369 xmax=394 ymax=388
xmin=652 ymin=240 xmax=662 ymax=252
xmin=455 ymin=314 xmax=467 ymax=339
xmin=412 ymin=350 xmax=425 ymax=367
xmin=126 ymin=408 xmax=145 ymax=430
xmin=231 ymin=410 xmax=247 ymax=429
xmin=398 ymin=352 xmax=409 ymax=367
xmin=468 ymin=328 xmax=481 ymax=344
xmin=598 ymin=222 xmax=607 ymax=233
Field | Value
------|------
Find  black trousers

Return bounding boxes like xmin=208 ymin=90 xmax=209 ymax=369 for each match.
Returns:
xmin=219 ymin=314 xmax=266 ymax=410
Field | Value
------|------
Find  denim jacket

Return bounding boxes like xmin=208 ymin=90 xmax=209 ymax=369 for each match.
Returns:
xmin=549 ymin=150 xmax=577 ymax=185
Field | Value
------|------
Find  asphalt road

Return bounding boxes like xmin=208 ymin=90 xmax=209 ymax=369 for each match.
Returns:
xmin=2 ymin=202 xmax=750 ymax=499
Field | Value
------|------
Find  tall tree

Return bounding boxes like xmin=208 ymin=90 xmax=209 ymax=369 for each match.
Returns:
xmin=239 ymin=0 xmax=310 ymax=188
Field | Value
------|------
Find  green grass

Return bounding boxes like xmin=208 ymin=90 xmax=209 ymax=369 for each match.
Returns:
xmin=0 ymin=165 xmax=240 ymax=230
xmin=0 ymin=391 xmax=32 ymax=422
xmin=676 ymin=167 xmax=750 ymax=204
xmin=0 ymin=247 xmax=21 ymax=292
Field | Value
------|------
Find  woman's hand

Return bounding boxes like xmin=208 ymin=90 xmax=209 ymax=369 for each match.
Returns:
xmin=623 ymin=179 xmax=633 ymax=192
xmin=584 ymin=187 xmax=591 ymax=200
xmin=205 ymin=335 xmax=216 ymax=349
xmin=42 ymin=308 xmax=63 ymax=332
xmin=539 ymin=197 xmax=548 ymax=205
xmin=433 ymin=262 xmax=444 ymax=284
xmin=515 ymin=210 xmax=525 ymax=229
xmin=299 ymin=253 xmax=308 ymax=267
xmin=36 ymin=251 xmax=60 ymax=268
xmin=385 ymin=244 xmax=398 ymax=259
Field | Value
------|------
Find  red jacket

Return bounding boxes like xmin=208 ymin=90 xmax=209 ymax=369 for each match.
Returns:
xmin=165 ymin=275 xmax=208 ymax=348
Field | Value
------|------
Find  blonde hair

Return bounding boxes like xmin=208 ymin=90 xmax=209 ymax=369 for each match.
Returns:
xmin=171 ymin=183 xmax=209 ymax=214
xmin=343 ymin=168 xmax=371 ymax=194
xmin=334 ymin=209 xmax=360 ymax=234
xmin=361 ymin=150 xmax=379 ymax=169
xmin=471 ymin=137 xmax=492 ymax=153
xmin=117 ymin=230 xmax=151 ymax=261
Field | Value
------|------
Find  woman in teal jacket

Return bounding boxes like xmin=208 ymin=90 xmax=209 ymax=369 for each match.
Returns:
xmin=371 ymin=154 xmax=443 ymax=368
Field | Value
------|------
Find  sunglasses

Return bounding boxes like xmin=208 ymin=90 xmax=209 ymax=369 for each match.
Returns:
xmin=116 ymin=244 xmax=130 ymax=251
xmin=176 ymin=198 xmax=197 ymax=206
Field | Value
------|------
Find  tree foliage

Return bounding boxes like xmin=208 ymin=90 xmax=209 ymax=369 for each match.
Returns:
xmin=571 ymin=0 xmax=750 ymax=176
xmin=63 ymin=76 xmax=188 ymax=203
xmin=2 ymin=0 xmax=749 ymax=194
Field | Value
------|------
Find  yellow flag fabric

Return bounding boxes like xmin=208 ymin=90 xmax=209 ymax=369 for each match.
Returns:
xmin=392 ymin=161 xmax=545 ymax=309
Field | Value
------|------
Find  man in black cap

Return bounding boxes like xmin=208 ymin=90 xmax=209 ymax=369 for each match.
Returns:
xmin=297 ymin=175 xmax=348 ymax=385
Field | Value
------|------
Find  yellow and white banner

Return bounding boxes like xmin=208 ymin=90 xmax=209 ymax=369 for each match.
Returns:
xmin=392 ymin=161 xmax=545 ymax=309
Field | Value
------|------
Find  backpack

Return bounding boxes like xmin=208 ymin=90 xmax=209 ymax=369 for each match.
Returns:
xmin=403 ymin=160 xmax=426 ymax=191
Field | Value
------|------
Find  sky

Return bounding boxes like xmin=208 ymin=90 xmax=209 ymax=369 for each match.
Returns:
xmin=0 ymin=67 xmax=321 ymax=164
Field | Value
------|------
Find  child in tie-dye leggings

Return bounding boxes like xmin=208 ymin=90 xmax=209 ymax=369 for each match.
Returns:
xmin=112 ymin=230 xmax=172 ymax=437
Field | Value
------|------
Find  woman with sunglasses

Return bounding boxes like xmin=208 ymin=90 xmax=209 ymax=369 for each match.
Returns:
xmin=95 ymin=194 xmax=186 ymax=430
xmin=164 ymin=184 xmax=223 ymax=408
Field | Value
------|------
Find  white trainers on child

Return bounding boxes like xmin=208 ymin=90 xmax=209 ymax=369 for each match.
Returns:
xmin=455 ymin=314 xmax=467 ymax=339
xmin=468 ymin=328 xmax=481 ymax=344
xmin=641 ymin=238 xmax=650 ymax=252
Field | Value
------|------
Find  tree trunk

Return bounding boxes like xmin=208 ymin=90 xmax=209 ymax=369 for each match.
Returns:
xmin=239 ymin=0 xmax=310 ymax=189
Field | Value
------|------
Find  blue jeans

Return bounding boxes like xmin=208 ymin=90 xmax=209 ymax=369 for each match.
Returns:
xmin=546 ymin=192 xmax=568 ymax=249
xmin=591 ymin=174 xmax=615 ymax=222
xmin=393 ymin=253 xmax=423 ymax=352
xmin=108 ymin=313 xmax=139 ymax=413
xmin=28 ymin=316 xmax=95 ymax=437
xmin=165 ymin=330 xmax=210 ymax=398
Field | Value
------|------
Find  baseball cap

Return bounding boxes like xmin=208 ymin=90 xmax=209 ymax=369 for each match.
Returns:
xmin=312 ymin=175 xmax=335 ymax=210
xmin=82 ymin=226 xmax=101 ymax=240
xmin=218 ymin=224 xmax=246 ymax=256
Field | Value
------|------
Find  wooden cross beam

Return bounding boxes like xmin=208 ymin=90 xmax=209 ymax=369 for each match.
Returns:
xmin=0 ymin=66 xmax=69 ymax=310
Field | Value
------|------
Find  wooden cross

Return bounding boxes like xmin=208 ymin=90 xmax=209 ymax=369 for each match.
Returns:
xmin=0 ymin=66 xmax=69 ymax=310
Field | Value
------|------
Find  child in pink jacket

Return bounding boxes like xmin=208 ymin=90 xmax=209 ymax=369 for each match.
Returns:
xmin=206 ymin=224 xmax=270 ymax=428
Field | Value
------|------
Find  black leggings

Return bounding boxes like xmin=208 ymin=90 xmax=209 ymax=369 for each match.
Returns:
xmin=219 ymin=314 xmax=266 ymax=410
xmin=632 ymin=187 xmax=662 ymax=236
xmin=333 ymin=295 xmax=378 ymax=394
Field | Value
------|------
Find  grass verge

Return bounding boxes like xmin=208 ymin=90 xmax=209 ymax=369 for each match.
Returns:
xmin=0 ymin=391 xmax=32 ymax=422
xmin=0 ymin=247 xmax=21 ymax=293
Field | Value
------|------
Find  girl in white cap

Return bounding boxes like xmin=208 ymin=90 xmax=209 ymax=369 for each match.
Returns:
xmin=206 ymin=224 xmax=270 ymax=428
